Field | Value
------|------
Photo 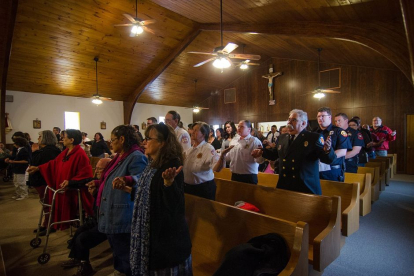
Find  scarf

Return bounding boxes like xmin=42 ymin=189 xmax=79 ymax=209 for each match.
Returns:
xmin=130 ymin=163 xmax=157 ymax=276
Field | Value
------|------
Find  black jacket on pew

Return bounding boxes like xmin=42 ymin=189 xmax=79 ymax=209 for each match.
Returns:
xmin=262 ymin=130 xmax=336 ymax=195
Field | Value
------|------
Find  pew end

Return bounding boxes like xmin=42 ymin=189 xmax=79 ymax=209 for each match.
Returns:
xmin=345 ymin=173 xmax=371 ymax=216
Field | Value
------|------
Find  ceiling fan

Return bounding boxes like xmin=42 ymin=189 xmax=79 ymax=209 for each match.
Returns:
xmin=185 ymin=79 xmax=210 ymax=113
xmin=187 ymin=0 xmax=260 ymax=69
xmin=308 ymin=48 xmax=341 ymax=99
xmin=233 ymin=45 xmax=260 ymax=70
xmin=91 ymin=57 xmax=113 ymax=105
xmin=114 ymin=0 xmax=156 ymax=37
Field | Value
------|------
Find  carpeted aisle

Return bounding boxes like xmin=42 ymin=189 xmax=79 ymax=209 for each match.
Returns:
xmin=0 ymin=181 xmax=113 ymax=276
xmin=324 ymin=176 xmax=414 ymax=276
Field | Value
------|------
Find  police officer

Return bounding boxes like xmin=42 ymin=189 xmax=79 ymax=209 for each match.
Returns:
xmin=183 ymin=121 xmax=219 ymax=200
xmin=334 ymin=113 xmax=364 ymax=173
xmin=315 ymin=107 xmax=351 ymax=182
xmin=214 ymin=120 xmax=263 ymax=184
xmin=252 ymin=109 xmax=335 ymax=195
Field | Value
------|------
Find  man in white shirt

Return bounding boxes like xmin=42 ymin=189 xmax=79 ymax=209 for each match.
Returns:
xmin=266 ymin=125 xmax=279 ymax=144
xmin=165 ymin=110 xmax=191 ymax=151
xmin=214 ymin=120 xmax=264 ymax=184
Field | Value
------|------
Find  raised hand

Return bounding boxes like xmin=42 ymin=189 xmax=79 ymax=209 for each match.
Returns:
xmin=162 ymin=166 xmax=183 ymax=187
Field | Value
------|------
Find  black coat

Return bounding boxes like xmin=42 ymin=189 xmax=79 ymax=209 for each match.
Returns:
xmin=262 ymin=130 xmax=336 ymax=195
xmin=29 ymin=145 xmax=61 ymax=187
xmin=87 ymin=140 xmax=111 ymax=157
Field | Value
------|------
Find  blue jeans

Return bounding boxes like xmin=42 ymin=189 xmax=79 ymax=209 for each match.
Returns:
xmin=107 ymin=233 xmax=132 ymax=276
xmin=368 ymin=151 xmax=376 ymax=159
xmin=376 ymin=150 xmax=388 ymax=157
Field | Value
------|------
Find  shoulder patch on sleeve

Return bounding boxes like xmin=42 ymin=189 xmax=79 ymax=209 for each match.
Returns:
xmin=211 ymin=149 xmax=215 ymax=155
xmin=357 ymin=133 xmax=363 ymax=140
xmin=341 ymin=130 xmax=348 ymax=137
xmin=319 ymin=136 xmax=324 ymax=145
xmin=181 ymin=136 xmax=189 ymax=144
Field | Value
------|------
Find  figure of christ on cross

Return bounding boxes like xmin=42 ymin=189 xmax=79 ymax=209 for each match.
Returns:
xmin=262 ymin=72 xmax=283 ymax=105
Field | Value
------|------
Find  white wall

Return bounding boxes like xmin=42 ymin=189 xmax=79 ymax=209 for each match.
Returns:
xmin=131 ymin=103 xmax=193 ymax=135
xmin=5 ymin=91 xmax=124 ymax=143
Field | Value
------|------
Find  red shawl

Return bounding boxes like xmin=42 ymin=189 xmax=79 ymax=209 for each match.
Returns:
xmin=39 ymin=145 xmax=94 ymax=230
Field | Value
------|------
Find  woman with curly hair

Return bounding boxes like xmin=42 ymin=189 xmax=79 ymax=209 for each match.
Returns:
xmin=86 ymin=125 xmax=148 ymax=276
xmin=221 ymin=121 xmax=238 ymax=151
xmin=86 ymin=132 xmax=112 ymax=158
xmin=126 ymin=123 xmax=192 ymax=276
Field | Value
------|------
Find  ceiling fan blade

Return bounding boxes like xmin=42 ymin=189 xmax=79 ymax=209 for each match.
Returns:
xmin=141 ymin=19 xmax=156 ymax=25
xmin=100 ymin=97 xmax=114 ymax=101
xmin=247 ymin=62 xmax=260 ymax=66
xmin=222 ymin=43 xmax=238 ymax=53
xmin=322 ymin=90 xmax=341 ymax=94
xmin=143 ymin=26 xmax=155 ymax=35
xmin=194 ymin=57 xmax=216 ymax=67
xmin=187 ymin=51 xmax=215 ymax=56
xmin=123 ymin=13 xmax=137 ymax=23
xmin=114 ymin=23 xmax=133 ymax=27
xmin=199 ymin=107 xmax=209 ymax=110
xmin=228 ymin=53 xmax=261 ymax=60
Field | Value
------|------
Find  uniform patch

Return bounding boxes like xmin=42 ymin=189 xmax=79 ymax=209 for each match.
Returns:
xmin=329 ymin=131 xmax=334 ymax=136
xmin=319 ymin=136 xmax=325 ymax=145
xmin=197 ymin=153 xmax=203 ymax=158
xmin=357 ymin=133 xmax=363 ymax=140
xmin=181 ymin=136 xmax=189 ymax=144
xmin=341 ymin=130 xmax=348 ymax=137
xmin=304 ymin=141 xmax=308 ymax=147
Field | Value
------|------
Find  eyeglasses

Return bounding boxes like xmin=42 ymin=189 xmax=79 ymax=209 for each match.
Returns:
xmin=144 ymin=137 xmax=158 ymax=142
xmin=317 ymin=115 xmax=330 ymax=118
xmin=110 ymin=138 xmax=118 ymax=143
xmin=349 ymin=124 xmax=358 ymax=127
xmin=287 ymin=118 xmax=298 ymax=123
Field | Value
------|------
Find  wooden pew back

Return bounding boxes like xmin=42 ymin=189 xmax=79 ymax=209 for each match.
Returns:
xmin=357 ymin=166 xmax=379 ymax=202
xmin=215 ymin=179 xmax=341 ymax=272
xmin=185 ymin=194 xmax=309 ymax=276
xmin=345 ymin=173 xmax=371 ymax=216
xmin=214 ymin=168 xmax=232 ymax=180
xmin=320 ymin=180 xmax=359 ymax=236
xmin=366 ymin=162 xmax=385 ymax=191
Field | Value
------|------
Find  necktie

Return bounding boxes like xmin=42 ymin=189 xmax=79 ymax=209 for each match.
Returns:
xmin=288 ymin=135 xmax=294 ymax=146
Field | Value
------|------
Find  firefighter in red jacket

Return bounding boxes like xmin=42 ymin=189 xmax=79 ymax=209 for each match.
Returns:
xmin=370 ymin=117 xmax=396 ymax=157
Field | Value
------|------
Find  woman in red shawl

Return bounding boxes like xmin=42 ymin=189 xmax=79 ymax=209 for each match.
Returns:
xmin=27 ymin=129 xmax=94 ymax=230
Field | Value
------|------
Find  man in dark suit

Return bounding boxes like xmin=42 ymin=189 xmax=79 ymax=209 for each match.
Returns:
xmin=252 ymin=109 xmax=336 ymax=195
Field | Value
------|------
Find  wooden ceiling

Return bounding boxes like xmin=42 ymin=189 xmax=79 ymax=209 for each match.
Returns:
xmin=5 ymin=0 xmax=410 ymax=113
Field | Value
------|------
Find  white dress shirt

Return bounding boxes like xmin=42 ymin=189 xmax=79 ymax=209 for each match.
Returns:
xmin=267 ymin=131 xmax=279 ymax=143
xmin=175 ymin=126 xmax=191 ymax=151
xmin=225 ymin=134 xmax=264 ymax=174
xmin=183 ymin=141 xmax=220 ymax=184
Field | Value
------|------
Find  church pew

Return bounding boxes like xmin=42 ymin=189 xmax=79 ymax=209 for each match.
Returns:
xmin=320 ymin=180 xmax=360 ymax=237
xmin=357 ymin=166 xmax=380 ymax=202
xmin=213 ymin=168 xmax=232 ymax=180
xmin=385 ymin=154 xmax=395 ymax=178
xmin=185 ymin=194 xmax=309 ymax=276
xmin=215 ymin=169 xmax=360 ymax=236
xmin=388 ymin=154 xmax=397 ymax=176
xmin=344 ymin=173 xmax=371 ymax=216
xmin=375 ymin=156 xmax=392 ymax=184
xmin=214 ymin=179 xmax=341 ymax=272
xmin=366 ymin=161 xmax=386 ymax=191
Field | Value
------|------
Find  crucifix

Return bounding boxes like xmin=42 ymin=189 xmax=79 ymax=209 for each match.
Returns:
xmin=262 ymin=70 xmax=283 ymax=105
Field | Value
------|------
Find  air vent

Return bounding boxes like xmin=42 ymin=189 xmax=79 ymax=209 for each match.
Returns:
xmin=5 ymin=95 xmax=13 ymax=102
xmin=224 ymin=88 xmax=236 ymax=104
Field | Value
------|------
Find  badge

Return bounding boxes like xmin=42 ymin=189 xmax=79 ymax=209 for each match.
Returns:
xmin=278 ymin=145 xmax=282 ymax=150
xmin=329 ymin=131 xmax=334 ymax=136
xmin=319 ymin=136 xmax=324 ymax=145
xmin=197 ymin=153 xmax=202 ymax=158
xmin=304 ymin=141 xmax=308 ymax=147
xmin=182 ymin=136 xmax=189 ymax=144
xmin=357 ymin=133 xmax=363 ymax=140
xmin=341 ymin=130 xmax=348 ymax=137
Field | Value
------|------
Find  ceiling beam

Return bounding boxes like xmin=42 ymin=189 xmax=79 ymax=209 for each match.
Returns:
xmin=0 ymin=0 xmax=19 ymax=142
xmin=200 ymin=21 xmax=412 ymax=86
xmin=123 ymin=26 xmax=201 ymax=124
xmin=400 ymin=0 xmax=414 ymax=85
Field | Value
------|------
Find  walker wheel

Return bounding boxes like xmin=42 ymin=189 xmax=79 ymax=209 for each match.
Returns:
xmin=30 ymin=238 xmax=41 ymax=248
xmin=38 ymin=253 xmax=50 ymax=264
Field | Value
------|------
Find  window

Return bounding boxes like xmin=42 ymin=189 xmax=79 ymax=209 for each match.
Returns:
xmin=159 ymin=116 xmax=165 ymax=124
xmin=213 ymin=124 xmax=220 ymax=132
xmin=65 ymin=112 xmax=80 ymax=130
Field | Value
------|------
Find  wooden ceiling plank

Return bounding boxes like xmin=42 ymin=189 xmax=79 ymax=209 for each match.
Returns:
xmin=400 ymin=0 xmax=414 ymax=85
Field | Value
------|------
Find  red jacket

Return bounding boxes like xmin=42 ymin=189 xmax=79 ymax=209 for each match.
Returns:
xmin=370 ymin=125 xmax=396 ymax=151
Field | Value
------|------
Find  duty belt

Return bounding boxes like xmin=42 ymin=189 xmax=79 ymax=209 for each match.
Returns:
xmin=330 ymin=165 xmax=341 ymax=170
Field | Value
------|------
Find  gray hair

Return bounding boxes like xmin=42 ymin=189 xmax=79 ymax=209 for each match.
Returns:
xmin=290 ymin=109 xmax=308 ymax=127
xmin=38 ymin=130 xmax=58 ymax=146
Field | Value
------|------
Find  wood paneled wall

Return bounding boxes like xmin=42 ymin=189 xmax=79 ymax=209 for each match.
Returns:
xmin=194 ymin=58 xmax=414 ymax=173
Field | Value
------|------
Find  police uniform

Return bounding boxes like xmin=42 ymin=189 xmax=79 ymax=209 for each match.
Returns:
xmin=225 ymin=134 xmax=263 ymax=184
xmin=345 ymin=127 xmax=365 ymax=173
xmin=315 ymin=124 xmax=352 ymax=182
xmin=262 ymin=130 xmax=336 ymax=195
xmin=183 ymin=141 xmax=219 ymax=200
xmin=174 ymin=126 xmax=191 ymax=151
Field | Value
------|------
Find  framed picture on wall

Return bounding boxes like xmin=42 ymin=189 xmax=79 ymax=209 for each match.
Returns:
xmin=141 ymin=122 xmax=147 ymax=130
xmin=33 ymin=119 xmax=41 ymax=129
xmin=100 ymin=121 xmax=106 ymax=129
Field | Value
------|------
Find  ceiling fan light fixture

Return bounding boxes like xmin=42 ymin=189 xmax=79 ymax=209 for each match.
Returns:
xmin=130 ymin=25 xmax=143 ymax=36
xmin=313 ymin=92 xmax=325 ymax=99
xmin=213 ymin=57 xmax=231 ymax=69
xmin=193 ymin=107 xmax=200 ymax=113
xmin=92 ymin=98 xmax=103 ymax=105
xmin=240 ymin=63 xmax=248 ymax=70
